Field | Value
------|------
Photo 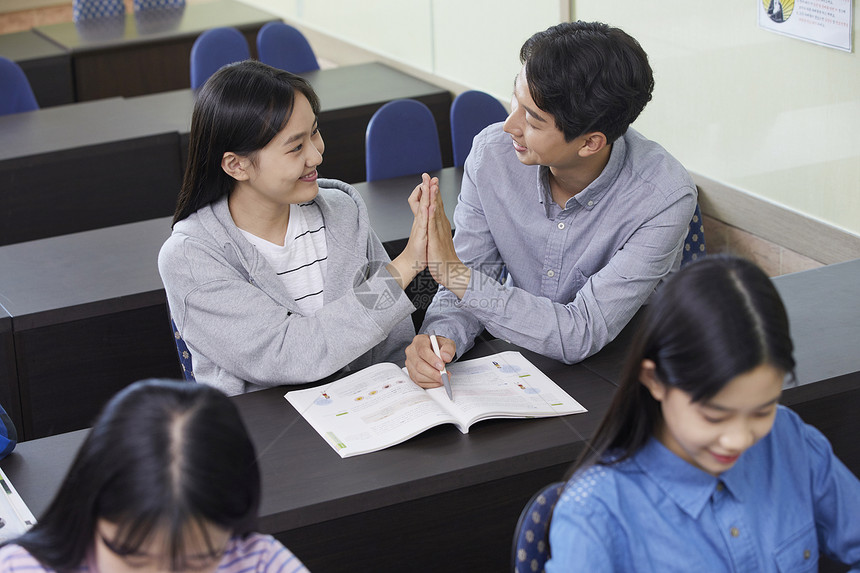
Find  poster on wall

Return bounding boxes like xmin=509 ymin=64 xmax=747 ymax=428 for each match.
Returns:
xmin=758 ymin=0 xmax=853 ymax=52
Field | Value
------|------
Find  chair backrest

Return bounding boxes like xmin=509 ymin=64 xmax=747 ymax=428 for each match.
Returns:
xmin=170 ymin=318 xmax=196 ymax=382
xmin=190 ymin=27 xmax=251 ymax=90
xmin=256 ymin=21 xmax=320 ymax=74
xmin=73 ymin=0 xmax=125 ymax=22
xmin=512 ymin=481 xmax=564 ymax=573
xmin=681 ymin=203 xmax=706 ymax=266
xmin=365 ymin=99 xmax=443 ymax=182
xmin=450 ymin=90 xmax=508 ymax=167
xmin=0 ymin=58 xmax=39 ymax=117
xmin=133 ymin=0 xmax=185 ymax=10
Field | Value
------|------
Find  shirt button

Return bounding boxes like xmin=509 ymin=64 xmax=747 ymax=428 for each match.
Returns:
xmin=730 ymin=527 xmax=740 ymax=537
xmin=804 ymin=550 xmax=811 ymax=560
xmin=557 ymin=222 xmax=565 ymax=230
xmin=716 ymin=483 xmax=724 ymax=492
xmin=547 ymin=270 xmax=555 ymax=277
xmin=587 ymin=200 xmax=594 ymax=206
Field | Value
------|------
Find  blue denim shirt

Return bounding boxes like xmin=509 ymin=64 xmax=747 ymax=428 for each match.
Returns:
xmin=547 ymin=406 xmax=860 ymax=572
xmin=422 ymin=123 xmax=697 ymax=363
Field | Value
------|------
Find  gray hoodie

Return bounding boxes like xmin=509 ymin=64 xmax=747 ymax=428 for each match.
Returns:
xmin=158 ymin=179 xmax=416 ymax=395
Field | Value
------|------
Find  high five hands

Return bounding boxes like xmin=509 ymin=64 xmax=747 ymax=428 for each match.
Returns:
xmin=385 ymin=172 xmax=469 ymax=292
xmin=384 ymin=173 xmax=469 ymax=388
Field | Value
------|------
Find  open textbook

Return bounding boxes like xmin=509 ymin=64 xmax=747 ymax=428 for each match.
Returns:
xmin=285 ymin=351 xmax=586 ymax=458
xmin=0 ymin=468 xmax=36 ymax=542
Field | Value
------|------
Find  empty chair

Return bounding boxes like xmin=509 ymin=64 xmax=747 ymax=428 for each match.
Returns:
xmin=365 ymin=99 xmax=442 ymax=182
xmin=0 ymin=57 xmax=39 ymax=116
xmin=190 ymin=27 xmax=250 ymax=90
xmin=256 ymin=21 xmax=320 ymax=74
xmin=450 ymin=89 xmax=508 ymax=167
xmin=72 ymin=0 xmax=125 ymax=22
xmin=512 ymin=481 xmax=564 ymax=573
xmin=681 ymin=203 xmax=706 ymax=266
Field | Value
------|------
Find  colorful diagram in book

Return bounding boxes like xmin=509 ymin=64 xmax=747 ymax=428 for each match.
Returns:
xmin=285 ymin=351 xmax=587 ymax=458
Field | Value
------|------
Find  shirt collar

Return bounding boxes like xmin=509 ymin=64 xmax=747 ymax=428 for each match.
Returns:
xmin=534 ymin=133 xmax=628 ymax=211
xmin=633 ymin=437 xmax=720 ymax=519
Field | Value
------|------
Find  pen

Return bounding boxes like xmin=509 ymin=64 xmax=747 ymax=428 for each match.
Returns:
xmin=428 ymin=331 xmax=453 ymax=400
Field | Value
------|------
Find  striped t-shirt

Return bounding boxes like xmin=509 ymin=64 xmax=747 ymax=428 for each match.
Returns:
xmin=240 ymin=202 xmax=327 ymax=315
xmin=0 ymin=533 xmax=310 ymax=572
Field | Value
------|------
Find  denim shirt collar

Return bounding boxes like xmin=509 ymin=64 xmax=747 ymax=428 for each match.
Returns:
xmin=633 ymin=436 xmax=723 ymax=519
xmin=535 ymin=132 xmax=628 ymax=212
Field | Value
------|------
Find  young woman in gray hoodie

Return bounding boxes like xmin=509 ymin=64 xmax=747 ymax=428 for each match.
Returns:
xmin=158 ymin=60 xmax=437 ymax=395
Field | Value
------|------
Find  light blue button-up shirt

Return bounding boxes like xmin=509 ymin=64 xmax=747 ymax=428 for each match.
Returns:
xmin=422 ymin=123 xmax=697 ymax=363
xmin=547 ymin=407 xmax=860 ymax=572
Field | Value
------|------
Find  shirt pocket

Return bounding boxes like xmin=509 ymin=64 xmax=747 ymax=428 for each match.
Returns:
xmin=774 ymin=523 xmax=818 ymax=573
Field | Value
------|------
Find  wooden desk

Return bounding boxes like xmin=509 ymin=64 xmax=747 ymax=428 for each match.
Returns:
xmin=33 ymin=0 xmax=278 ymax=101
xmin=0 ymin=30 xmax=74 ymax=108
xmin=0 ymin=99 xmax=182 ymax=246
xmin=0 ymin=166 xmax=465 ymax=439
xmin=352 ymin=166 xmax=462 ymax=249
xmin=126 ymin=62 xmax=454 ymax=183
xmin=0 ymin=218 xmax=181 ymax=439
xmin=3 ymin=250 xmax=860 ymax=570
xmin=772 ymin=259 xmax=860 ymax=487
xmin=0 ymin=307 xmax=20 ymax=434
xmin=0 ymin=340 xmax=617 ymax=572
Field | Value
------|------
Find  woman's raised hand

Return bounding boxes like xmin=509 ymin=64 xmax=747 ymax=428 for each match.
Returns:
xmin=385 ymin=173 xmax=435 ymax=290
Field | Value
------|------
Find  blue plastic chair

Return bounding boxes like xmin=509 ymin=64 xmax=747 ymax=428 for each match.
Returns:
xmin=450 ymin=90 xmax=507 ymax=167
xmin=0 ymin=401 xmax=17 ymax=459
xmin=0 ymin=57 xmax=39 ymax=116
xmin=170 ymin=318 xmax=196 ymax=382
xmin=681 ymin=203 xmax=706 ymax=266
xmin=256 ymin=21 xmax=320 ymax=74
xmin=513 ymin=481 xmax=564 ymax=573
xmin=190 ymin=27 xmax=250 ymax=90
xmin=365 ymin=99 xmax=443 ymax=182
xmin=133 ymin=0 xmax=186 ymax=10
xmin=72 ymin=0 xmax=125 ymax=22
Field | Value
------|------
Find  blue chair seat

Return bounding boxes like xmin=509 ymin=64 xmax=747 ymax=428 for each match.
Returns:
xmin=513 ymin=481 xmax=564 ymax=573
xmin=682 ymin=203 xmax=706 ymax=266
xmin=0 ymin=57 xmax=39 ymax=116
xmin=365 ymin=99 xmax=443 ymax=182
xmin=256 ymin=21 xmax=320 ymax=74
xmin=190 ymin=27 xmax=251 ymax=90
xmin=450 ymin=90 xmax=507 ymax=167
xmin=73 ymin=0 xmax=125 ymax=22
xmin=170 ymin=318 xmax=196 ymax=382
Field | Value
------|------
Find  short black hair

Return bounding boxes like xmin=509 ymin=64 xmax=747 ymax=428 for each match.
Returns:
xmin=520 ymin=21 xmax=654 ymax=143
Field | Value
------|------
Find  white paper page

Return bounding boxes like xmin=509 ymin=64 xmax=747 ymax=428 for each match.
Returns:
xmin=423 ymin=351 xmax=587 ymax=428
xmin=0 ymin=468 xmax=36 ymax=542
xmin=286 ymin=363 xmax=459 ymax=457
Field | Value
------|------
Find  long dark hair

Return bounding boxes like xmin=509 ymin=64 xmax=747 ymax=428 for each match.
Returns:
xmin=520 ymin=21 xmax=654 ymax=143
xmin=173 ymin=59 xmax=321 ymax=225
xmin=567 ymin=255 xmax=795 ymax=478
xmin=10 ymin=380 xmax=261 ymax=571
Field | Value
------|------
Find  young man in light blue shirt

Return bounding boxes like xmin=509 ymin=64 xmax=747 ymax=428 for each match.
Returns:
xmin=406 ymin=21 xmax=698 ymax=385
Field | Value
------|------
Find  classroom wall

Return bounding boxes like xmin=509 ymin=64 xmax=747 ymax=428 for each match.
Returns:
xmin=239 ymin=0 xmax=563 ymax=101
xmin=240 ymin=0 xmax=860 ymax=239
xmin=575 ymin=0 xmax=860 ymax=236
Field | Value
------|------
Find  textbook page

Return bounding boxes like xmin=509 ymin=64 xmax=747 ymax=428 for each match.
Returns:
xmin=424 ymin=351 xmax=586 ymax=427
xmin=286 ymin=362 xmax=459 ymax=458
xmin=287 ymin=351 xmax=587 ymax=458
xmin=0 ymin=468 xmax=36 ymax=542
